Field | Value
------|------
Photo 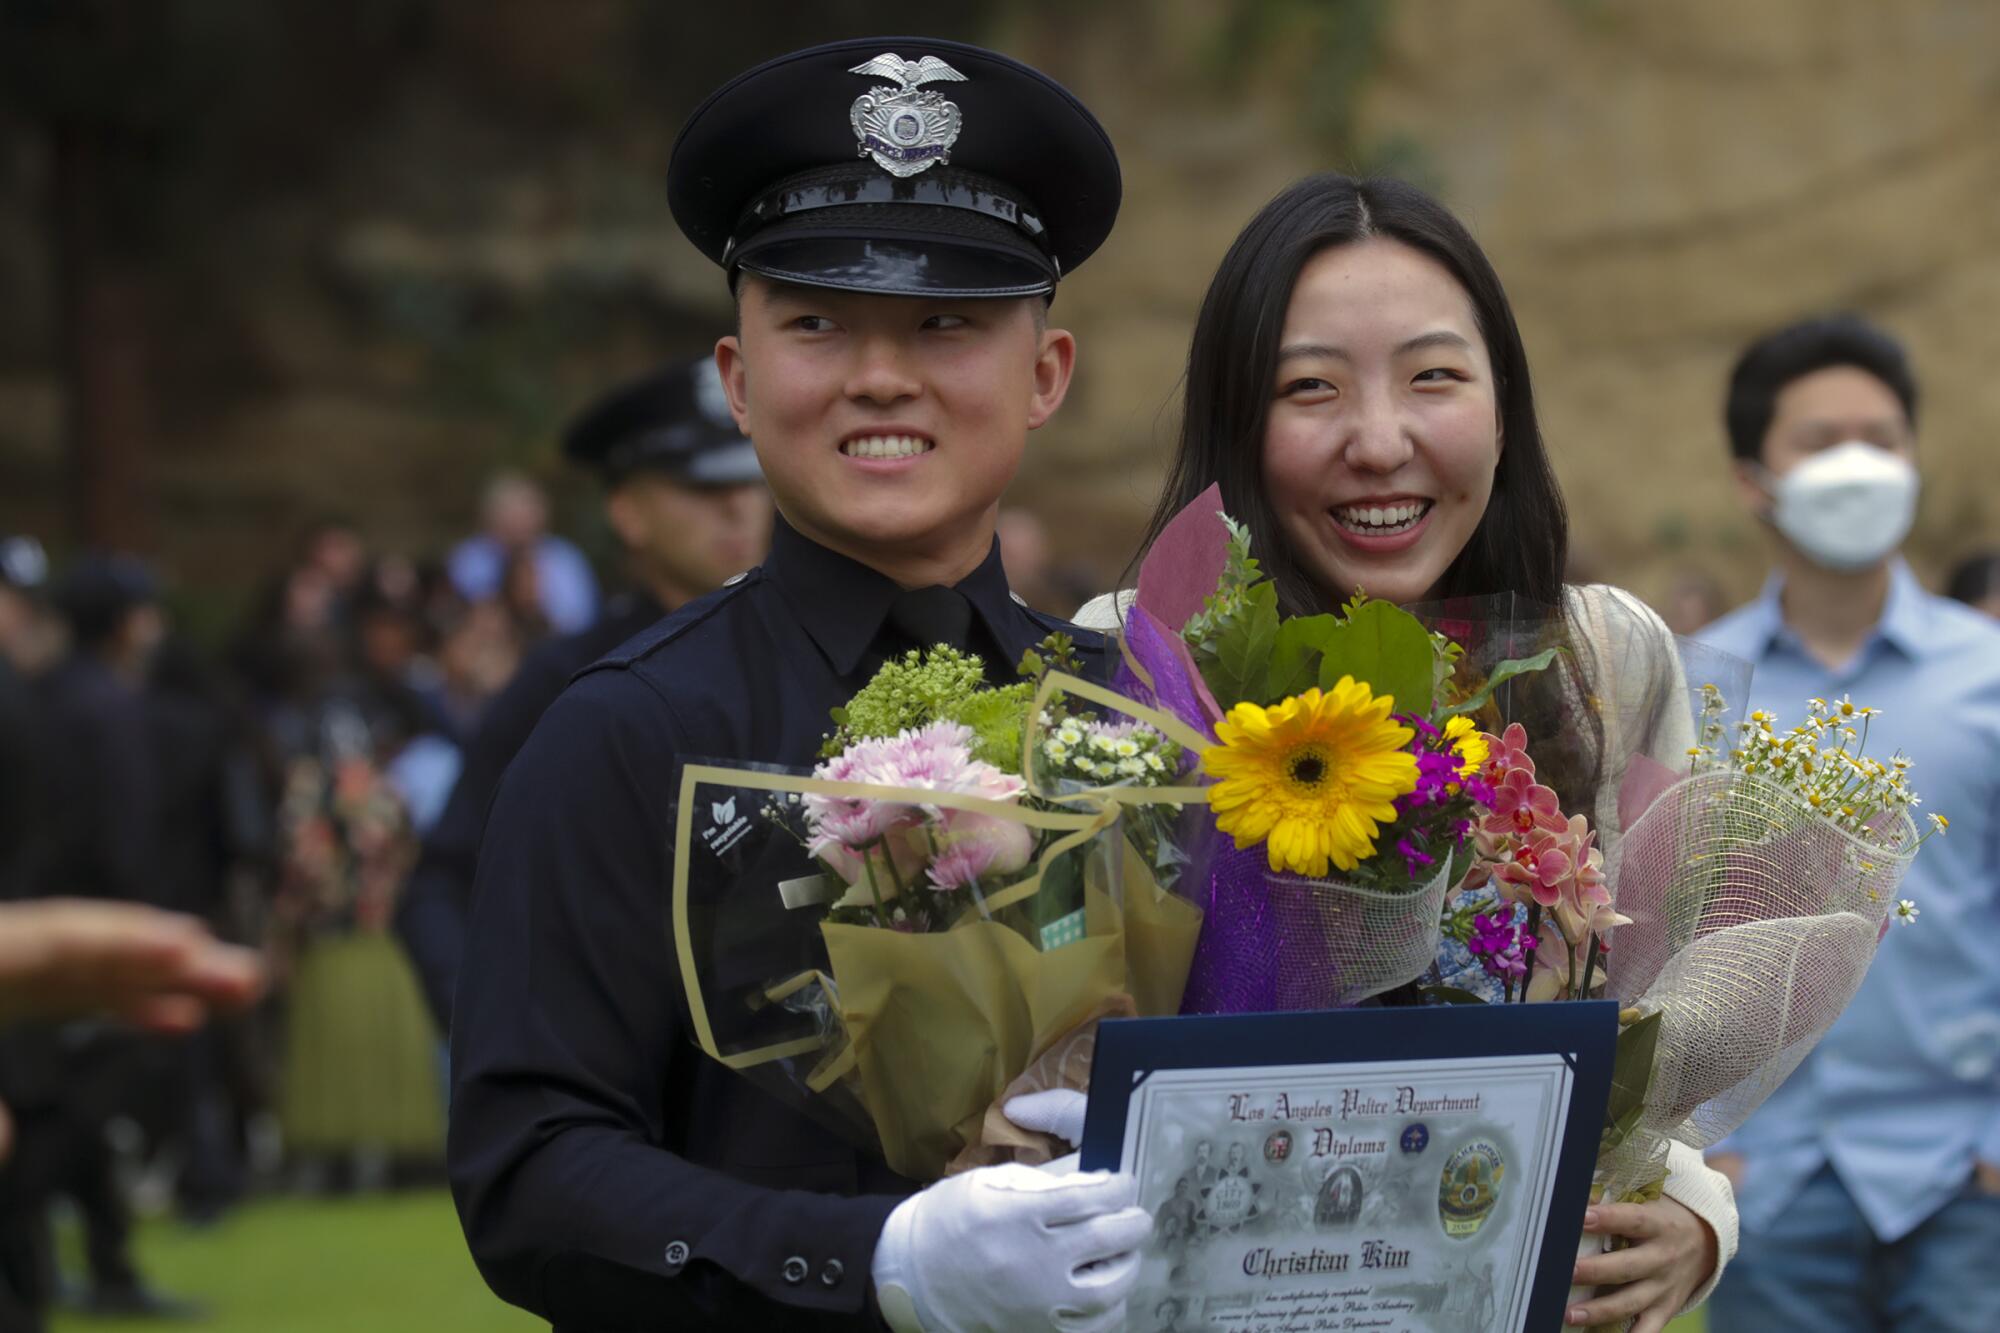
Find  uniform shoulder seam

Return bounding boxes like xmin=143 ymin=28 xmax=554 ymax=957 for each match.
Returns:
xmin=571 ymin=573 xmax=762 ymax=679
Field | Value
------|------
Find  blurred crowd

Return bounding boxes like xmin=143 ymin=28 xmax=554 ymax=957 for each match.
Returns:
xmin=0 ymin=355 xmax=786 ymax=1326
xmin=0 ymin=495 xmax=591 ymax=1320
xmin=0 ymin=339 xmax=1992 ymax=1330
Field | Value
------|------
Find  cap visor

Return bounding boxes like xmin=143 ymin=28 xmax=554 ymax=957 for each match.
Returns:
xmin=736 ymin=233 xmax=1053 ymax=299
xmin=678 ymin=440 xmax=765 ymax=487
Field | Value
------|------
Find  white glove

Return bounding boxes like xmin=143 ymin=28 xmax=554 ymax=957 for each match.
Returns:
xmin=1004 ymin=1088 xmax=1088 ymax=1148
xmin=872 ymin=1163 xmax=1149 ymax=1333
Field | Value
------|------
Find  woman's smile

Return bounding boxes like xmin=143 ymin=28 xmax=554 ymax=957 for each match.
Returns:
xmin=1327 ymin=497 xmax=1436 ymax=551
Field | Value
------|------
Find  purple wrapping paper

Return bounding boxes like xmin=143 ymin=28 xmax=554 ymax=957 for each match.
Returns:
xmin=1115 ymin=603 xmax=1370 ymax=1014
xmin=1180 ymin=841 xmax=1337 ymax=1013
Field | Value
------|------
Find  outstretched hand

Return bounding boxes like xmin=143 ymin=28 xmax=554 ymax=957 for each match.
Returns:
xmin=0 ymin=899 xmax=266 ymax=1033
xmin=1567 ymin=1196 xmax=1717 ymax=1332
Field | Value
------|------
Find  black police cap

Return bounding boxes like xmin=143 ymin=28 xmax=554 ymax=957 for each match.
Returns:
xmin=561 ymin=357 xmax=761 ymax=488
xmin=54 ymin=552 xmax=157 ymax=646
xmin=668 ymin=37 xmax=1120 ymax=299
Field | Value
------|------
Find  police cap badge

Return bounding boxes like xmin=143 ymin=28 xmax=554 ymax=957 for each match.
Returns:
xmin=668 ymin=37 xmax=1120 ymax=299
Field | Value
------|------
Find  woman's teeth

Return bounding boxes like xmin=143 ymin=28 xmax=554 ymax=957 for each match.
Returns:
xmin=1332 ymin=501 xmax=1431 ymax=535
xmin=841 ymin=435 xmax=934 ymax=459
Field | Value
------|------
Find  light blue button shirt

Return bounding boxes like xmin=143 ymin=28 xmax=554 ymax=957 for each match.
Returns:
xmin=446 ymin=534 xmax=599 ymax=635
xmin=1697 ymin=562 xmax=2000 ymax=1242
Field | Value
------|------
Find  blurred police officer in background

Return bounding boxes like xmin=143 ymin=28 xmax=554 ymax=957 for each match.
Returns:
xmin=1 ymin=553 xmax=207 ymax=1318
xmin=397 ymin=357 xmax=769 ymax=1032
xmin=43 ymin=555 xmax=167 ymax=908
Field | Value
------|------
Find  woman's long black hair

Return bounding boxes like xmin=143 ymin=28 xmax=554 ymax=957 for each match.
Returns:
xmin=1137 ymin=173 xmax=1568 ymax=619
xmin=1137 ymin=174 xmax=1601 ymax=815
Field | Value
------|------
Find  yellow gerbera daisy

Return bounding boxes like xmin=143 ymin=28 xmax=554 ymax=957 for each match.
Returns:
xmin=1442 ymin=715 xmax=1489 ymax=778
xmin=1201 ymin=677 xmax=1421 ymax=877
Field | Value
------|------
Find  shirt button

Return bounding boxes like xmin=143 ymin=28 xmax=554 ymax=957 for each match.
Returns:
xmin=820 ymin=1258 xmax=845 ymax=1288
xmin=781 ymin=1255 xmax=809 ymax=1285
xmin=663 ymin=1240 xmax=689 ymax=1270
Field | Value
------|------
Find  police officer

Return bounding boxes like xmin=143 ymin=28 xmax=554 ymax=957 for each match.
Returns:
xmin=448 ymin=37 xmax=1149 ymax=1333
xmin=396 ymin=358 xmax=769 ymax=1032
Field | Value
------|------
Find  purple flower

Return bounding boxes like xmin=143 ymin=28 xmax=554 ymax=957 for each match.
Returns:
xmin=1396 ymin=751 xmax=1464 ymax=816
xmin=1466 ymin=908 xmax=1536 ymax=981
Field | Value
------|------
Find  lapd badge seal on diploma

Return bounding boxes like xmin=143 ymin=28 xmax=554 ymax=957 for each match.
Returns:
xmin=1081 ymin=1005 xmax=1616 ymax=1333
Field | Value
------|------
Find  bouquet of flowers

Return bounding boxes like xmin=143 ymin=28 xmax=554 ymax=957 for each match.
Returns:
xmin=1433 ymin=687 xmax=1935 ymax=1180
xmin=1040 ymin=488 xmax=1938 ymax=1189
xmin=1028 ymin=486 xmax=1568 ymax=1013
xmin=670 ymin=637 xmax=1204 ymax=1182
xmin=1425 ymin=680 xmax=1936 ymax=1325
xmin=1586 ymin=690 xmax=1938 ymax=1184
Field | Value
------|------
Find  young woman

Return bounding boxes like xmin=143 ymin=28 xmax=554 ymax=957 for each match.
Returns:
xmin=1076 ymin=174 xmax=1735 ymax=1332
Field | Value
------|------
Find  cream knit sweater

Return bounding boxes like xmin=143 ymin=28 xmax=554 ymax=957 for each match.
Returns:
xmin=1072 ymin=583 xmax=1738 ymax=1310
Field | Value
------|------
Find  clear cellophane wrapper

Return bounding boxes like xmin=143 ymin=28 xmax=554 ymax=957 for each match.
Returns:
xmin=671 ymin=757 xmax=1202 ymax=1184
xmin=1531 ymin=618 xmax=1924 ymax=1195
xmin=1600 ymin=759 xmax=1918 ymax=1192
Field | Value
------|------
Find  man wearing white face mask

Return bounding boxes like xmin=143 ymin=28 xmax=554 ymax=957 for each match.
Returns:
xmin=1698 ymin=314 xmax=2000 ymax=1331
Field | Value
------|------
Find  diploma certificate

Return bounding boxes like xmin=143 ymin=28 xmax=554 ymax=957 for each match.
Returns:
xmin=1081 ymin=1003 xmax=1616 ymax=1333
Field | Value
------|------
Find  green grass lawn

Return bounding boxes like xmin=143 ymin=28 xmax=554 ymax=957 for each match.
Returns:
xmin=50 ymin=1189 xmax=1708 ymax=1331
xmin=51 ymin=1192 xmax=541 ymax=1333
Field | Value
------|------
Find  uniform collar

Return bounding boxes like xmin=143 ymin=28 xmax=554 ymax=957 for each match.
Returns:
xmin=762 ymin=515 xmax=1027 ymax=676
xmin=1751 ymin=559 xmax=1934 ymax=662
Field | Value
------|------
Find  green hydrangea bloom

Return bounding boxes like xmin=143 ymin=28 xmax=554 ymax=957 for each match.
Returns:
xmin=823 ymin=647 xmax=992 ymax=757
xmin=943 ymin=681 xmax=1034 ymax=770
xmin=823 ymin=638 xmax=1078 ymax=771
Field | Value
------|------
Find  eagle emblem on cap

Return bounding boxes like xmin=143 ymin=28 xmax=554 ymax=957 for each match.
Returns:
xmin=848 ymin=53 xmax=967 ymax=178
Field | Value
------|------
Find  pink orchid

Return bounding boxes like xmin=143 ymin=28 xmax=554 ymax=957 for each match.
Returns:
xmin=1483 ymin=769 xmax=1567 ymax=841
xmin=1525 ymin=921 xmax=1573 ymax=1002
xmin=1495 ymin=829 xmax=1574 ymax=909
xmin=1455 ymin=822 xmax=1513 ymax=893
xmin=1478 ymin=722 xmax=1535 ymax=785
xmin=1546 ymin=816 xmax=1627 ymax=941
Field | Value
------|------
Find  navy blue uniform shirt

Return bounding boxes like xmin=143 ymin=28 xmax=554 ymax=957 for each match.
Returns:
xmin=448 ymin=518 xmax=1105 ymax=1331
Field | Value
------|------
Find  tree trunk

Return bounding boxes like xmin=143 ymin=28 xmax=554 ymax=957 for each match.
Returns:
xmin=52 ymin=121 xmax=152 ymax=553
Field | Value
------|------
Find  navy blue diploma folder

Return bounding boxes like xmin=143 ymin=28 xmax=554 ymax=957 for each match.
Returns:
xmin=1082 ymin=1001 xmax=1619 ymax=1333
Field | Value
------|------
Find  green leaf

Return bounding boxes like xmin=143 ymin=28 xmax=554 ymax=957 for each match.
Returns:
xmin=1441 ymin=647 xmax=1563 ymax=717
xmin=1208 ymin=581 xmax=1281 ymax=709
xmin=1219 ymin=513 xmax=1262 ymax=591
xmin=1316 ymin=598 xmax=1436 ymax=717
xmin=1416 ymin=984 xmax=1491 ymax=1007
xmin=1264 ymin=613 xmax=1341 ymax=702
xmin=1599 ymin=1009 xmax=1662 ymax=1156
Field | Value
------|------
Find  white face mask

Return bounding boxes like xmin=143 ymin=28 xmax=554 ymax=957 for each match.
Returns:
xmin=1763 ymin=440 xmax=1919 ymax=571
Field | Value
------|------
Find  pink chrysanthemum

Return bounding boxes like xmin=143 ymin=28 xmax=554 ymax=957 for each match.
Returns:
xmin=807 ymin=721 xmax=1029 ymax=894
